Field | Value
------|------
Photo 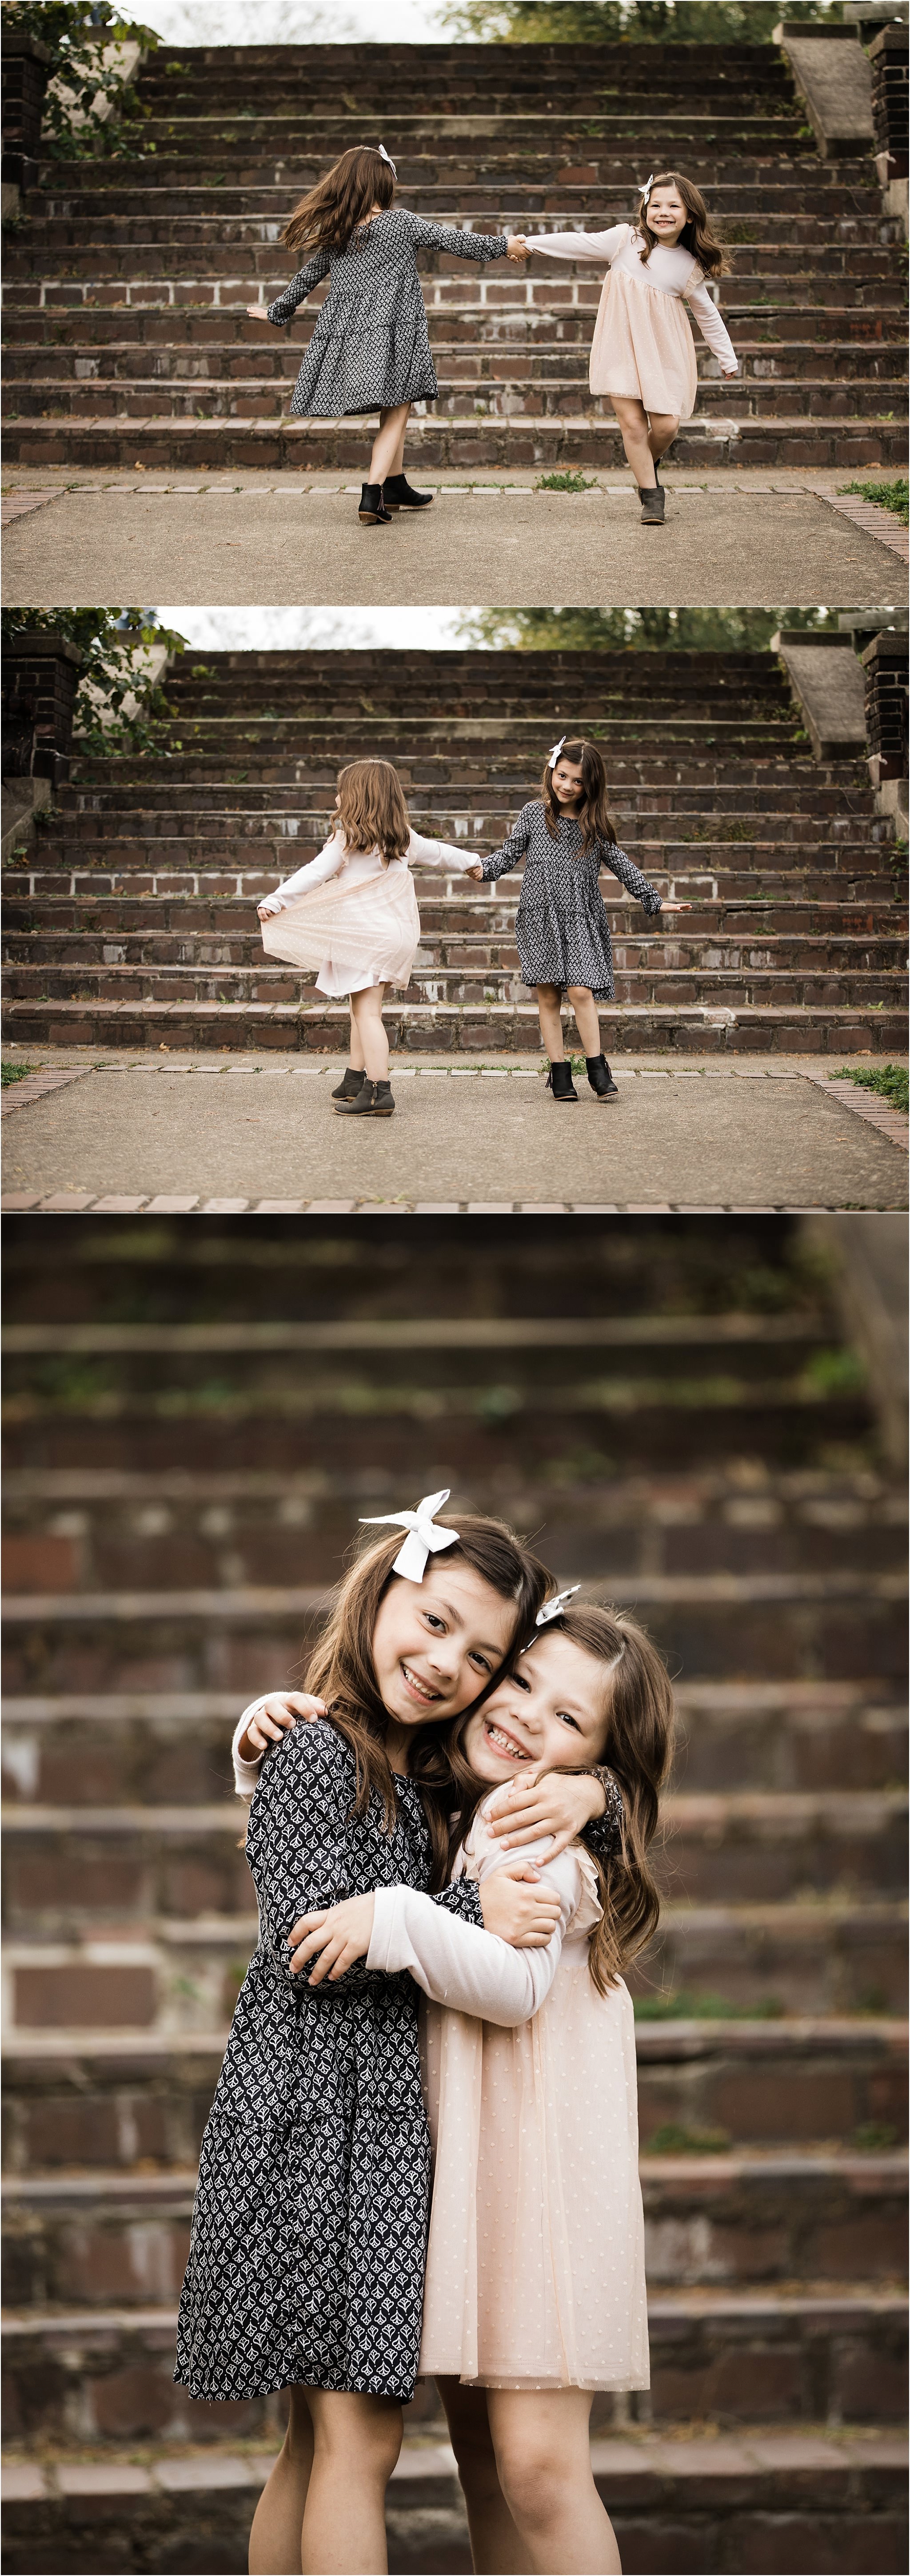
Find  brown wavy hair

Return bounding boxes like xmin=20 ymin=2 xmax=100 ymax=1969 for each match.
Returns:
xmin=283 ymin=145 xmax=395 ymax=258
xmin=635 ymin=171 xmax=730 ymax=280
xmin=447 ymin=1601 xmax=675 ymax=1992
xmin=335 ymin=759 xmax=411 ymax=868
xmin=540 ymin=737 xmax=619 ymax=853
xmin=298 ymin=1516 xmax=549 ymax=1887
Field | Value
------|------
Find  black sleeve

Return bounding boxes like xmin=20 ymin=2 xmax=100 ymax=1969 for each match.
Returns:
xmin=582 ymin=1770 xmax=625 ymax=1866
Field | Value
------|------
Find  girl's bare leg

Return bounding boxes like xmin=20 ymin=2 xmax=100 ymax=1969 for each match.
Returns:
xmin=349 ymin=1002 xmax=365 ymax=1072
xmin=248 ymin=2388 xmax=314 ymax=2574
xmin=487 ymin=2389 xmax=621 ymax=2576
xmin=368 ymin=403 xmax=411 ymax=484
xmin=349 ymin=982 xmax=390 ymax=1081
xmin=609 ymin=395 xmax=658 ymax=488
xmin=566 ymin=985 xmax=601 ymax=1057
xmin=300 ymin=2388 xmax=403 ymax=2576
xmin=436 ymin=2377 xmax=527 ymax=2576
xmin=647 ymin=409 xmax=679 ymax=467
xmin=535 ymin=983 xmax=567 ymax=1063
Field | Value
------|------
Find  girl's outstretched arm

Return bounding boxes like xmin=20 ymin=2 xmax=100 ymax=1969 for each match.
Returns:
xmin=683 ymin=277 xmax=738 ymax=374
xmin=602 ymin=843 xmax=663 ymax=916
xmin=523 ymin=224 xmax=628 ymax=263
xmin=400 ymin=209 xmax=508 ymax=264
xmin=256 ymin=833 xmax=345 ymax=919
xmin=256 ymin=250 xmax=331 ymax=326
xmin=407 ymin=828 xmax=482 ymax=875
xmin=480 ymin=804 xmax=534 ymax=883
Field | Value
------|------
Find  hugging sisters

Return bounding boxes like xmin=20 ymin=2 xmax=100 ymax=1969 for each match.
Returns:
xmin=247 ymin=149 xmax=736 ymax=529
xmin=175 ymin=1492 xmax=675 ymax=2576
xmin=258 ymin=744 xmax=689 ymax=1117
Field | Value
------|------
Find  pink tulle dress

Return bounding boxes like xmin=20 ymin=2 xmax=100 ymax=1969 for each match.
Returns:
xmin=367 ymin=1802 xmax=650 ymax=2395
xmin=259 ymin=827 xmax=480 ymax=997
xmin=531 ymin=221 xmax=738 ymax=419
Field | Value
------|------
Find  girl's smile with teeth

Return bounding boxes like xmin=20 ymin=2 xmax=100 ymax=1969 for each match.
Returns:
xmin=401 ymin=1662 xmax=439 ymax=1704
xmin=484 ymin=1717 xmax=532 ymax=1761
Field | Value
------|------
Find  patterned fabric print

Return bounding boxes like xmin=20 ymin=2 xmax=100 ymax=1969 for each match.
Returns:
xmin=481 ymin=801 xmax=662 ymax=1004
xmin=267 ymin=207 xmax=508 ymax=418
xmin=175 ymin=1721 xmax=483 ymax=2404
xmin=582 ymin=1769 xmax=625 ymax=1867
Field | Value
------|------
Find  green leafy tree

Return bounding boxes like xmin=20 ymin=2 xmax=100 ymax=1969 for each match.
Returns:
xmin=441 ymin=2 xmax=841 ymax=46
xmin=0 ymin=608 xmax=187 ymax=752
xmin=457 ymin=606 xmax=838 ymax=651
xmin=1 ymin=1 xmax=159 ymax=158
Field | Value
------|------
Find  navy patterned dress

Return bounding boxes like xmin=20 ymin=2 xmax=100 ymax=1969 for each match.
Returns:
xmin=175 ymin=1720 xmax=485 ymax=2404
xmin=267 ymin=206 xmax=508 ymax=418
xmin=481 ymin=800 xmax=662 ymax=1004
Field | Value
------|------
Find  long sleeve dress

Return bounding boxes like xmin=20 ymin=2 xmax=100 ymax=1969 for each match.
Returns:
xmin=528 ymin=222 xmax=738 ymax=419
xmin=258 ymin=824 xmax=480 ymax=997
xmin=266 ymin=206 xmax=509 ymax=418
xmin=481 ymin=799 xmax=662 ymax=1003
xmin=174 ymin=1718 xmax=485 ymax=2406
xmin=367 ymin=1797 xmax=649 ymax=2394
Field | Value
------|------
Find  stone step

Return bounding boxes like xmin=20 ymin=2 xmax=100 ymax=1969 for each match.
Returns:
xmin=5 ymin=956 xmax=905 ymax=1011
xmin=2 ymin=1673 xmax=905 ymax=1798
xmin=6 ymin=930 xmax=902 ymax=984
xmin=2 ymin=2284 xmax=906 ymax=2445
xmin=4 ymin=2152 xmax=906 ymax=2310
xmin=4 ymin=1790 xmax=905 ymax=1938
xmin=4 ymin=2021 xmax=905 ymax=2170
xmin=10 ymin=376 xmax=903 ymax=428
xmin=7 ymin=342 xmax=903 ymax=401
xmin=8 ymin=415 xmax=902 ymax=470
xmin=6 ymin=993 xmax=907 ymax=1056
xmin=8 ymin=883 xmax=899 ymax=922
xmin=2 ymin=2429 xmax=907 ymax=2576
xmin=10 ymin=302 xmax=904 ymax=354
xmin=18 ymin=211 xmax=898 ymax=255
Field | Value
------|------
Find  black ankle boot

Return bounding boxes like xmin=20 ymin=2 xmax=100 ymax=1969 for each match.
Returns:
xmin=545 ymin=1060 xmax=578 ymax=1102
xmin=334 ymin=1077 xmax=395 ymax=1117
xmin=587 ymin=1053 xmax=619 ymax=1099
xmin=382 ymin=473 xmax=434 ymax=512
xmin=359 ymin=482 xmax=392 ymax=526
xmin=331 ymin=1065 xmax=366 ymax=1101
xmin=639 ymin=485 xmax=665 ymax=524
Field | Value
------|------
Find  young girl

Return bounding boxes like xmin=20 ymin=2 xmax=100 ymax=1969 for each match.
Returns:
xmin=291 ymin=1596 xmax=674 ymax=2576
xmin=468 ymin=735 xmax=689 ymax=1102
xmin=177 ymin=1498 xmax=616 ymax=2576
xmin=257 ymin=758 xmax=482 ymax=1118
xmin=511 ymin=171 xmax=738 ymax=522
xmin=246 ymin=143 xmax=526 ymax=525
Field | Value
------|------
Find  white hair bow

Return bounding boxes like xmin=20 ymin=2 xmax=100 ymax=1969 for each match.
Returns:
xmin=377 ymin=143 xmax=398 ymax=178
xmin=547 ymin=735 xmax=566 ymax=767
xmin=536 ymin=1585 xmax=581 ymax=1626
xmin=638 ymin=173 xmax=655 ymax=207
xmin=360 ymin=1487 xmax=458 ymax=1583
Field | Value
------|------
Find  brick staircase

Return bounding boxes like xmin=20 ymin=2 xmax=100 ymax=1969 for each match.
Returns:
xmin=3 ymin=647 xmax=906 ymax=1058
xmin=2 ymin=41 xmax=906 ymax=474
xmin=1 ymin=1213 xmax=907 ymax=2573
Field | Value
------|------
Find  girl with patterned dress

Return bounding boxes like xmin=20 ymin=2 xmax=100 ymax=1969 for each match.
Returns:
xmin=291 ymin=1596 xmax=675 ymax=2576
xmin=177 ymin=1498 xmax=618 ymax=2576
xmin=468 ymin=735 xmax=689 ymax=1103
xmin=257 ymin=758 xmax=481 ymax=1118
xmin=246 ymin=143 xmax=526 ymax=525
xmin=511 ymin=171 xmax=738 ymax=523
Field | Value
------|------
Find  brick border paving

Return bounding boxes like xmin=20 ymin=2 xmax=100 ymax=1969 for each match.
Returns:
xmin=2 ymin=1055 xmax=904 ymax=1214
xmin=817 ymin=490 xmax=909 ymax=565
xmin=1 ymin=1067 xmax=89 ymax=1117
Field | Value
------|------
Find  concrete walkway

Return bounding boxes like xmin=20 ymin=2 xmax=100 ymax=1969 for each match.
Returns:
xmin=1 ymin=473 xmax=902 ymax=610
xmin=3 ymin=1054 xmax=906 ymax=1213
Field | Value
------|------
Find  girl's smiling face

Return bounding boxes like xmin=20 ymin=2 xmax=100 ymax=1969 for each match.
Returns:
xmin=551 ymin=755 xmax=584 ymax=808
xmin=461 ymin=1627 xmax=612 ymax=1783
xmin=371 ymin=1559 xmax=519 ymax=1737
xmin=646 ymin=185 xmax=687 ymax=245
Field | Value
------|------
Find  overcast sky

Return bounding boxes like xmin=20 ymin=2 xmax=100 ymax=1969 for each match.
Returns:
xmin=136 ymin=3 xmax=459 ymax=42
xmin=155 ymin=608 xmax=484 ymax=649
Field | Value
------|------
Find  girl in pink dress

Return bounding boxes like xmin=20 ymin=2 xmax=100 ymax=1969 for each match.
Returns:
xmin=513 ymin=169 xmax=738 ymax=524
xmin=294 ymin=1594 xmax=675 ymax=2576
xmin=256 ymin=757 xmax=480 ymax=1118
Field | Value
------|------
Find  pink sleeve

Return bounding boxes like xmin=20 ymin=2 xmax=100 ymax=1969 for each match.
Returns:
xmin=527 ymin=223 xmax=627 ymax=263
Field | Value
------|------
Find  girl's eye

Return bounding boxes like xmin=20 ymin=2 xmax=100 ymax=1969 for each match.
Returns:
xmin=558 ymin=1711 xmax=580 ymax=1731
xmin=513 ymin=1672 xmax=532 ymax=1693
xmin=424 ymin=1612 xmax=446 ymax=1633
xmin=469 ymin=1650 xmax=491 ymax=1671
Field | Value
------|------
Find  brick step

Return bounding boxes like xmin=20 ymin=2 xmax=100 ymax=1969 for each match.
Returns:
xmin=6 ymin=995 xmax=905 ymax=1056
xmin=10 ymin=304 xmax=903 ymax=356
xmin=3 ymin=2428 xmax=907 ymax=2576
xmin=4 ymin=1890 xmax=907 ymax=2033
xmin=4 ymin=2020 xmax=905 ymax=2173
xmin=6 ymin=958 xmax=905 ymax=1013
xmin=2 ymin=1676 xmax=905 ymax=1808
xmin=19 ymin=207 xmax=898 ymax=252
xmin=40 ymin=716 xmax=804 ymax=753
xmin=11 ymin=376 xmax=903 ymax=428
xmin=4 ymin=1790 xmax=905 ymax=1935
xmin=7 ymin=930 xmax=901 ymax=981
xmin=54 ymin=754 xmax=867 ymax=795
xmin=11 ymin=878 xmax=896 ymax=918
xmin=4 ymin=2152 xmax=906 ymax=2312
xmin=8 ymin=416 xmax=901 ymax=469
xmin=2 ymin=2283 xmax=905 ymax=2446
xmin=8 ymin=255 xmax=898 ymax=305
xmin=7 ymin=342 xmax=903 ymax=398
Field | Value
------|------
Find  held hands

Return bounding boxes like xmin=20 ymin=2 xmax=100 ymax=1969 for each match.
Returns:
xmin=236 ymin=1691 xmax=327 ymax=1762
xmin=483 ymin=1765 xmax=606 ymax=1859
xmin=287 ymin=1892 xmax=375 ymax=1984
xmin=465 ymin=863 xmax=484 ymax=880
xmin=507 ymin=236 xmax=529 ymax=261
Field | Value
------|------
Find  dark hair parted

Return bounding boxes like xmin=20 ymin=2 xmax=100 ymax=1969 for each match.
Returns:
xmin=299 ymin=1517 xmax=549 ymax=1887
xmin=449 ymin=1601 xmax=675 ymax=1993
xmin=540 ymin=738 xmax=619 ymax=853
xmin=283 ymin=145 xmax=395 ymax=258
xmin=635 ymin=171 xmax=730 ymax=280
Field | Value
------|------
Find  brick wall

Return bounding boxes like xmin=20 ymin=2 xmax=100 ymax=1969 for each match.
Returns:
xmin=1 ymin=31 xmax=52 ymax=186
xmin=870 ymin=23 xmax=909 ymax=170
xmin=862 ymin=631 xmax=910 ymax=784
xmin=1 ymin=636 xmax=84 ymax=785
